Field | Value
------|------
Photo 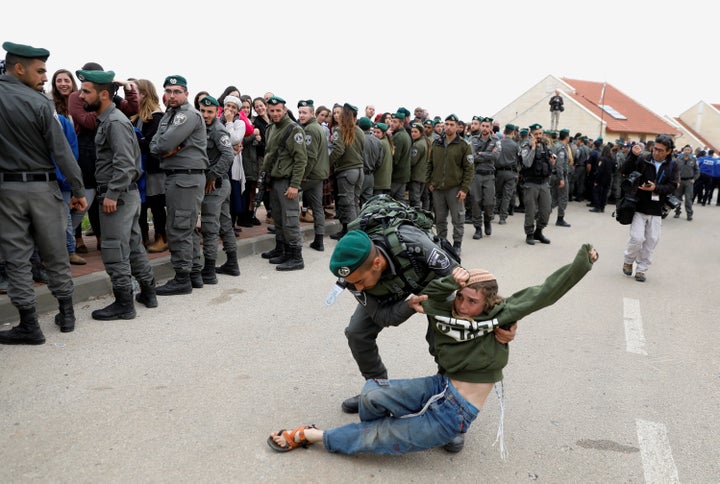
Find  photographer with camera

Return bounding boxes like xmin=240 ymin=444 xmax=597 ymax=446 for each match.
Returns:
xmin=620 ymin=135 xmax=679 ymax=282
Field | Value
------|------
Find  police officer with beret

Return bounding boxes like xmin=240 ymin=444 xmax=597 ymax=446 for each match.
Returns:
xmin=197 ymin=95 xmax=236 ymax=284
xmin=297 ymin=99 xmax=330 ymax=252
xmin=329 ymin=103 xmax=364 ymax=240
xmin=357 ymin=115 xmax=383 ymax=208
xmin=520 ymin=123 xmax=553 ymax=245
xmin=426 ymin=114 xmax=474 ymax=256
xmin=551 ymin=128 xmax=572 ymax=227
xmin=76 ymin=68 xmax=157 ymax=320
xmin=494 ymin=123 xmax=520 ymax=225
xmin=260 ymin=96 xmax=308 ymax=271
xmin=328 ymin=229 xmax=516 ymax=452
xmin=469 ymin=116 xmax=500 ymax=239
xmin=150 ymin=75 xmax=209 ymax=294
xmin=0 ymin=41 xmax=87 ymax=344
xmin=389 ymin=111 xmax=412 ymax=202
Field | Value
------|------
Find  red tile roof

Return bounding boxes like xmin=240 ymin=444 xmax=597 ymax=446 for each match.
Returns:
xmin=561 ymin=78 xmax=681 ymax=136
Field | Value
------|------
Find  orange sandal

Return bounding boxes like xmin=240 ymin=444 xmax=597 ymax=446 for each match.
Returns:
xmin=267 ymin=425 xmax=317 ymax=452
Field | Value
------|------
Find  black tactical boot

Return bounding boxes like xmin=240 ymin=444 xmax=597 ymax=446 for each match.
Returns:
xmin=156 ymin=271 xmax=192 ymax=296
xmin=452 ymin=241 xmax=462 ymax=258
xmin=341 ymin=394 xmax=360 ymax=414
xmin=91 ymin=287 xmax=136 ymax=321
xmin=261 ymin=241 xmax=283 ymax=260
xmin=443 ymin=434 xmax=465 ymax=453
xmin=277 ymin=246 xmax=304 ymax=271
xmin=472 ymin=227 xmax=483 ymax=239
xmin=484 ymin=214 xmax=492 ymax=236
xmin=555 ymin=216 xmax=571 ymax=227
xmin=533 ymin=228 xmax=551 ymax=244
xmin=269 ymin=243 xmax=290 ymax=265
xmin=201 ymin=258 xmax=218 ymax=285
xmin=216 ymin=251 xmax=240 ymax=276
xmin=190 ymin=271 xmax=204 ymax=288
xmin=309 ymin=233 xmax=324 ymax=252
xmin=0 ymin=308 xmax=45 ymax=345
xmin=330 ymin=224 xmax=348 ymax=240
xmin=54 ymin=297 xmax=76 ymax=333
xmin=135 ymin=279 xmax=158 ymax=308
xmin=526 ymin=233 xmax=536 ymax=245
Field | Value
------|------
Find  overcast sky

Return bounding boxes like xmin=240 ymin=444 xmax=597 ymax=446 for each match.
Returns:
xmin=5 ymin=0 xmax=712 ymax=124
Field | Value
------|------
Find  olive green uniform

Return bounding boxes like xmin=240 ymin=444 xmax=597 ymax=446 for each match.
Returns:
xmin=300 ymin=117 xmax=329 ymax=236
xmin=427 ymin=135 xmax=474 ymax=245
xmin=262 ymin=115 xmax=307 ymax=248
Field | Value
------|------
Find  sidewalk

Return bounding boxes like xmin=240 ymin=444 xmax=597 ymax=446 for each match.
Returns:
xmin=0 ymin=210 xmax=338 ymax=325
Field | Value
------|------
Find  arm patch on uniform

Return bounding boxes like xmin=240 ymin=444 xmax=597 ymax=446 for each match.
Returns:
xmin=173 ymin=113 xmax=187 ymax=125
xmin=427 ymin=247 xmax=451 ymax=271
xmin=220 ymin=134 xmax=231 ymax=147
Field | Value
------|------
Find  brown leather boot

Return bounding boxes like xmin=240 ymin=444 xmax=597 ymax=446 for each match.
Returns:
xmin=147 ymin=235 xmax=169 ymax=253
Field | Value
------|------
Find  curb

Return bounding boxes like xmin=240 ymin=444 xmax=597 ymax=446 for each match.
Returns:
xmin=0 ymin=222 xmax=339 ymax=325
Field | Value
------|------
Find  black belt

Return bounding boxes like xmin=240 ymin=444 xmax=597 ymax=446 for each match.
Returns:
xmin=681 ymin=177 xmax=694 ymax=181
xmin=524 ymin=176 xmax=549 ymax=184
xmin=164 ymin=169 xmax=206 ymax=175
xmin=0 ymin=172 xmax=57 ymax=182
xmin=496 ymin=166 xmax=516 ymax=171
xmin=97 ymin=182 xmax=138 ymax=194
xmin=475 ymin=169 xmax=495 ymax=176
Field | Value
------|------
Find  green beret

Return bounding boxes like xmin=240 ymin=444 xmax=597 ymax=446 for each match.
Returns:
xmin=505 ymin=123 xmax=517 ymax=131
xmin=411 ymin=122 xmax=424 ymax=131
xmin=559 ymin=128 xmax=570 ymax=135
xmin=163 ymin=75 xmax=187 ymax=88
xmin=343 ymin=103 xmax=358 ymax=113
xmin=76 ymin=69 xmax=115 ymax=84
xmin=297 ymin=99 xmax=314 ymax=108
xmin=375 ymin=122 xmax=389 ymax=132
xmin=543 ymin=129 xmax=553 ymax=135
xmin=615 ymin=139 xmax=625 ymax=146
xmin=398 ymin=107 xmax=411 ymax=118
xmin=423 ymin=119 xmax=434 ymax=126
xmin=529 ymin=123 xmax=542 ymax=131
xmin=357 ymin=117 xmax=373 ymax=130
xmin=199 ymin=95 xmax=219 ymax=107
xmin=445 ymin=114 xmax=459 ymax=123
xmin=392 ymin=112 xmax=406 ymax=120
xmin=433 ymin=116 xmax=442 ymax=122
xmin=472 ymin=115 xmax=482 ymax=121
xmin=329 ymin=230 xmax=373 ymax=278
xmin=519 ymin=128 xmax=529 ymax=135
xmin=2 ymin=41 xmax=49 ymax=61
xmin=267 ymin=96 xmax=286 ymax=105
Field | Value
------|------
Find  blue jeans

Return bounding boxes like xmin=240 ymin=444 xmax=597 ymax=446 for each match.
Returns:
xmin=61 ymin=190 xmax=76 ymax=254
xmin=323 ymin=374 xmax=478 ymax=455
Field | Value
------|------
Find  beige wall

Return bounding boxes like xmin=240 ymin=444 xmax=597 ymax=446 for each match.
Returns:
xmin=678 ymin=102 xmax=720 ymax=151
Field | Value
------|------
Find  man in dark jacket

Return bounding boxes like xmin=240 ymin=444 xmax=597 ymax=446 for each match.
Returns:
xmin=620 ymin=135 xmax=679 ymax=282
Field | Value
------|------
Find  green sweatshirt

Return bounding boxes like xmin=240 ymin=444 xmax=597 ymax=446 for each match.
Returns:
xmin=420 ymin=244 xmax=595 ymax=383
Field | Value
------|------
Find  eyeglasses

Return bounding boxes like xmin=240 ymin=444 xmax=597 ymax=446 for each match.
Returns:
xmin=164 ymin=88 xmax=185 ymax=96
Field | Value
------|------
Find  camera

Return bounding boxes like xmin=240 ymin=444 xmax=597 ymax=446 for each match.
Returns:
xmin=621 ymin=171 xmax=644 ymax=192
xmin=661 ymin=194 xmax=682 ymax=219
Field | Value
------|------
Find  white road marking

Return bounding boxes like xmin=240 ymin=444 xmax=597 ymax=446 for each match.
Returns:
xmin=636 ymin=419 xmax=680 ymax=483
xmin=623 ymin=297 xmax=647 ymax=355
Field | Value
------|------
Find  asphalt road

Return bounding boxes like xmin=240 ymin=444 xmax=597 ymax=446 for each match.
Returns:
xmin=1 ymin=201 xmax=718 ymax=483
